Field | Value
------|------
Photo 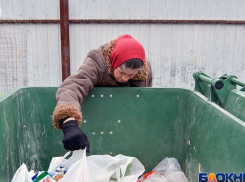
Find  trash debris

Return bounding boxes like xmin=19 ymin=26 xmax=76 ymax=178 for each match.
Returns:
xmin=12 ymin=151 xmax=187 ymax=182
xmin=87 ymin=154 xmax=145 ymax=182
xmin=138 ymin=158 xmax=188 ymax=182
xmin=32 ymin=171 xmax=56 ymax=182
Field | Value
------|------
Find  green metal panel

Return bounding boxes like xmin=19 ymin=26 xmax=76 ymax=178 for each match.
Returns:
xmin=1 ymin=87 xmax=245 ymax=181
xmin=81 ymin=88 xmax=189 ymax=173
xmin=0 ymin=87 xmax=65 ymax=182
xmin=224 ymin=89 xmax=245 ymax=121
xmin=185 ymin=92 xmax=245 ymax=179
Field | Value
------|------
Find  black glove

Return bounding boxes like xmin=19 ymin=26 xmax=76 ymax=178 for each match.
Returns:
xmin=61 ymin=120 xmax=90 ymax=152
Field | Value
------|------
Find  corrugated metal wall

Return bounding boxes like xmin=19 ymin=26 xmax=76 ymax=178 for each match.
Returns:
xmin=2 ymin=0 xmax=245 ymax=20
xmin=0 ymin=0 xmax=245 ymax=92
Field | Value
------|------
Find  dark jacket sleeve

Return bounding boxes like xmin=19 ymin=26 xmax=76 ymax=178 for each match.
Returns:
xmin=53 ymin=50 xmax=106 ymax=130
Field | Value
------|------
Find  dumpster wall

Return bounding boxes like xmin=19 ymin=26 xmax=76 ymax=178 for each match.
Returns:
xmin=0 ymin=87 xmax=64 ymax=182
xmin=185 ymin=91 xmax=245 ymax=179
xmin=1 ymin=87 xmax=245 ymax=181
xmin=224 ymin=89 xmax=245 ymax=122
xmin=81 ymin=87 xmax=189 ymax=174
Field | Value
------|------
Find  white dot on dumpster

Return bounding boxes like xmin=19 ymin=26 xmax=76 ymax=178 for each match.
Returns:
xmin=110 ymin=131 xmax=113 ymax=134
xmin=101 ymin=132 xmax=104 ymax=134
xmin=136 ymin=95 xmax=139 ymax=98
xmin=110 ymin=95 xmax=112 ymax=97
xmin=101 ymin=95 xmax=103 ymax=97
xmin=23 ymin=125 xmax=26 ymax=128
xmin=92 ymin=132 xmax=95 ymax=135
xmin=84 ymin=120 xmax=86 ymax=123
xmin=92 ymin=95 xmax=94 ymax=98
xmin=118 ymin=120 xmax=121 ymax=123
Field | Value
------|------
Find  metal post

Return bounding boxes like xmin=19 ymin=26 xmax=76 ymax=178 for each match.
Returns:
xmin=198 ymin=75 xmax=213 ymax=84
xmin=60 ymin=0 xmax=70 ymax=81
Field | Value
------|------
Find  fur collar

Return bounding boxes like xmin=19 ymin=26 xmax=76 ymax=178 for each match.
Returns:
xmin=102 ymin=38 xmax=149 ymax=80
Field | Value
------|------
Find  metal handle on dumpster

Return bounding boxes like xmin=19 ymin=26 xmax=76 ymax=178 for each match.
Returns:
xmin=231 ymin=78 xmax=245 ymax=87
xmin=193 ymin=71 xmax=224 ymax=90
xmin=220 ymin=74 xmax=245 ymax=91
xmin=193 ymin=71 xmax=237 ymax=107
xmin=198 ymin=75 xmax=224 ymax=90
xmin=198 ymin=74 xmax=212 ymax=84
xmin=194 ymin=71 xmax=245 ymax=122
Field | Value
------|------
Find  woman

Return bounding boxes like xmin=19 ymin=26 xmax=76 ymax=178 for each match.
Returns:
xmin=52 ymin=34 xmax=152 ymax=152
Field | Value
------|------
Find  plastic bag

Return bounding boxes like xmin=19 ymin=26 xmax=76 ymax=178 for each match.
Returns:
xmin=138 ymin=158 xmax=188 ymax=182
xmin=87 ymin=154 xmax=145 ymax=182
xmin=11 ymin=164 xmax=32 ymax=182
xmin=48 ymin=149 xmax=96 ymax=182
xmin=13 ymin=150 xmax=144 ymax=182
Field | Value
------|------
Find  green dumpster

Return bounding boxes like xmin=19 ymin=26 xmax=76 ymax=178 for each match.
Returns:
xmin=1 ymin=87 xmax=245 ymax=182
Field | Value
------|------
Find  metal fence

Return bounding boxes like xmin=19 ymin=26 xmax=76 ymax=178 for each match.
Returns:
xmin=0 ymin=28 xmax=27 ymax=93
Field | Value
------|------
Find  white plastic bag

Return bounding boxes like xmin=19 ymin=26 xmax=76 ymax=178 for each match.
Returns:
xmin=13 ymin=151 xmax=144 ymax=182
xmin=87 ymin=154 xmax=145 ymax=182
xmin=11 ymin=164 xmax=32 ymax=182
xmin=48 ymin=149 xmax=96 ymax=182
xmin=140 ymin=158 xmax=188 ymax=182
xmin=47 ymin=151 xmax=71 ymax=172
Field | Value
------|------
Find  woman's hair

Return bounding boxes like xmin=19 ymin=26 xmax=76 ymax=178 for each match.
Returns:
xmin=119 ymin=58 xmax=143 ymax=70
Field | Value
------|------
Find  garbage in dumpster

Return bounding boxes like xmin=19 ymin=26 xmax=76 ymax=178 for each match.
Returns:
xmin=48 ymin=166 xmax=68 ymax=181
xmin=12 ymin=149 xmax=95 ymax=182
xmin=45 ymin=149 xmax=95 ymax=182
xmin=11 ymin=164 xmax=32 ymax=182
xmin=32 ymin=171 xmax=56 ymax=182
xmin=137 ymin=157 xmax=188 ymax=182
xmin=12 ymin=149 xmax=187 ymax=182
xmin=87 ymin=153 xmax=145 ymax=181
xmin=12 ymin=149 xmax=145 ymax=182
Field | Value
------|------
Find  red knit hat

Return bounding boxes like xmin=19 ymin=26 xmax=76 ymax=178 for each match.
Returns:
xmin=110 ymin=34 xmax=145 ymax=70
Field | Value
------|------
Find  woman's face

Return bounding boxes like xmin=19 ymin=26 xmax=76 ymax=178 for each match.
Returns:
xmin=113 ymin=67 xmax=139 ymax=82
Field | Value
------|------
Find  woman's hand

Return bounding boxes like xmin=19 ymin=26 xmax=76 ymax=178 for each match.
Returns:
xmin=61 ymin=120 xmax=90 ymax=152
